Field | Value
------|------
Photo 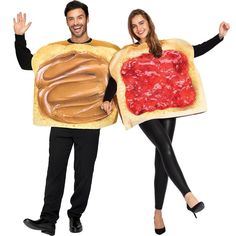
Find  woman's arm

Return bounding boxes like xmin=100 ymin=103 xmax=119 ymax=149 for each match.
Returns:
xmin=193 ymin=21 xmax=230 ymax=58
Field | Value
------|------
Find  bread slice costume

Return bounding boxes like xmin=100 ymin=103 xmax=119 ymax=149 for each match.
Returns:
xmin=32 ymin=40 xmax=119 ymax=129
xmin=109 ymin=39 xmax=207 ymax=129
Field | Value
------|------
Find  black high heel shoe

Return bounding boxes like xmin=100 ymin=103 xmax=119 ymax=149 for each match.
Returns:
xmin=187 ymin=201 xmax=205 ymax=218
xmin=155 ymin=227 xmax=166 ymax=235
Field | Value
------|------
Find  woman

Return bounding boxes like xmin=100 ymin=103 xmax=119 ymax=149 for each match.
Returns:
xmin=102 ymin=9 xmax=230 ymax=234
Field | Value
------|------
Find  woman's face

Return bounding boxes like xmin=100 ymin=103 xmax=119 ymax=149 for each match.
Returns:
xmin=131 ymin=14 xmax=150 ymax=42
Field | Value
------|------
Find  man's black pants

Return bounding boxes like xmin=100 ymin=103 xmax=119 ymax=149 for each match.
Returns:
xmin=40 ymin=127 xmax=100 ymax=223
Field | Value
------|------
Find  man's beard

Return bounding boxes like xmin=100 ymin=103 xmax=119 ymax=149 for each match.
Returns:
xmin=70 ymin=24 xmax=87 ymax=38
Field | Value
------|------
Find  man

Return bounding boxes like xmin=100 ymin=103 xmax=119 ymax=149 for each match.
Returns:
xmin=14 ymin=1 xmax=119 ymax=235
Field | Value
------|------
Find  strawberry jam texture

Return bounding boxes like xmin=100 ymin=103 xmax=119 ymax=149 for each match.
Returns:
xmin=121 ymin=50 xmax=196 ymax=115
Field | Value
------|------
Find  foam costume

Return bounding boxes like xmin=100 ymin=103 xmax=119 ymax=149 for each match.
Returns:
xmin=32 ymin=40 xmax=119 ymax=128
xmin=110 ymin=37 xmax=221 ymax=129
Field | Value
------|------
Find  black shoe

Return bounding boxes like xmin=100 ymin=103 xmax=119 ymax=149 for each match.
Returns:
xmin=69 ymin=217 xmax=83 ymax=233
xmin=23 ymin=218 xmax=55 ymax=235
xmin=187 ymin=201 xmax=205 ymax=218
xmin=155 ymin=227 xmax=166 ymax=235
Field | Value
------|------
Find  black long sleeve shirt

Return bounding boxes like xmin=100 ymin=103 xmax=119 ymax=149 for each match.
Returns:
xmin=15 ymin=34 xmax=33 ymax=70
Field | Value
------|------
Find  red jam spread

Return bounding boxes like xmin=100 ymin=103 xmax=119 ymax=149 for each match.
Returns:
xmin=121 ymin=50 xmax=196 ymax=115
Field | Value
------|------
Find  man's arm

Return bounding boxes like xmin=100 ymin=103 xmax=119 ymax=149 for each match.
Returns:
xmin=103 ymin=76 xmax=117 ymax=102
xmin=101 ymin=77 xmax=117 ymax=115
xmin=15 ymin=34 xmax=33 ymax=70
xmin=13 ymin=12 xmax=33 ymax=70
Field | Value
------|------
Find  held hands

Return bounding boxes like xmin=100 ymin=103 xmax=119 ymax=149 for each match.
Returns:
xmin=101 ymin=101 xmax=113 ymax=115
xmin=219 ymin=21 xmax=230 ymax=39
xmin=13 ymin=12 xmax=32 ymax=35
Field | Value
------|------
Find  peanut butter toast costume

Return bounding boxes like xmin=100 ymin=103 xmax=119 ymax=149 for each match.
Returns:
xmin=32 ymin=39 xmax=119 ymax=128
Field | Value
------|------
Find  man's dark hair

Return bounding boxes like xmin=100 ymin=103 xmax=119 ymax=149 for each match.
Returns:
xmin=64 ymin=1 xmax=89 ymax=17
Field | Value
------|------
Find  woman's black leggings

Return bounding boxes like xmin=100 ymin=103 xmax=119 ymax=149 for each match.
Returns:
xmin=139 ymin=118 xmax=191 ymax=209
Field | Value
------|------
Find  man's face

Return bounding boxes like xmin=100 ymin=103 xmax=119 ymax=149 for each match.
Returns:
xmin=66 ymin=8 xmax=89 ymax=38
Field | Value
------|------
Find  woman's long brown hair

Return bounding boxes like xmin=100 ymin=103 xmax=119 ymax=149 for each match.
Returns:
xmin=128 ymin=9 xmax=162 ymax=57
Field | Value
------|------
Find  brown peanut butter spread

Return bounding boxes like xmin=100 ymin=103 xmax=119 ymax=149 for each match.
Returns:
xmin=35 ymin=51 xmax=109 ymax=124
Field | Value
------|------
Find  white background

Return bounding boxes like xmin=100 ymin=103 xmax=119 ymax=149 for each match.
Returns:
xmin=0 ymin=0 xmax=235 ymax=235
